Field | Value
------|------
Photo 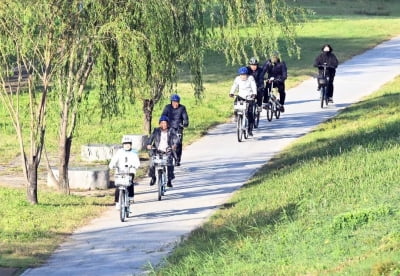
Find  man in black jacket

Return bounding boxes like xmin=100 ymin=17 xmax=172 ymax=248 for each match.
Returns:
xmin=314 ymin=44 xmax=339 ymax=102
xmin=247 ymin=57 xmax=265 ymax=116
xmin=146 ymin=115 xmax=180 ymax=187
xmin=261 ymin=52 xmax=287 ymax=112
xmin=161 ymin=94 xmax=189 ymax=166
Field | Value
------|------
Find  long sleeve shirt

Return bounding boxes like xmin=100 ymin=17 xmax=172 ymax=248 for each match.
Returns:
xmin=229 ymin=75 xmax=257 ymax=99
xmin=109 ymin=148 xmax=140 ymax=173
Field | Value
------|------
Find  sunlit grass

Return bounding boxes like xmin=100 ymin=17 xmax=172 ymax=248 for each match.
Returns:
xmin=152 ymin=76 xmax=400 ymax=276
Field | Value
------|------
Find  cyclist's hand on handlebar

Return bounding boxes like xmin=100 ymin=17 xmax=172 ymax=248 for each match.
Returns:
xmin=268 ymin=77 xmax=275 ymax=82
xmin=229 ymin=93 xmax=234 ymax=98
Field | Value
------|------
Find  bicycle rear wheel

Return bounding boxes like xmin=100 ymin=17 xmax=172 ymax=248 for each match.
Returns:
xmin=320 ymin=87 xmax=326 ymax=108
xmin=254 ymin=106 xmax=260 ymax=128
xmin=275 ymin=103 xmax=281 ymax=119
xmin=157 ymin=170 xmax=163 ymax=201
xmin=119 ymin=189 xmax=126 ymax=222
xmin=237 ymin=115 xmax=243 ymax=142
xmin=266 ymin=103 xmax=273 ymax=121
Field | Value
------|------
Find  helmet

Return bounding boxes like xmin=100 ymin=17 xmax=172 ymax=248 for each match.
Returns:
xmin=237 ymin=66 xmax=248 ymax=75
xmin=159 ymin=115 xmax=169 ymax=123
xmin=248 ymin=57 xmax=258 ymax=65
xmin=121 ymin=136 xmax=132 ymax=144
xmin=170 ymin=94 xmax=180 ymax=102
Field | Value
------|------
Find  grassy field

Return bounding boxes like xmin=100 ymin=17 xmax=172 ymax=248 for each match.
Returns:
xmin=0 ymin=0 xmax=400 ymax=272
xmin=152 ymin=74 xmax=400 ymax=276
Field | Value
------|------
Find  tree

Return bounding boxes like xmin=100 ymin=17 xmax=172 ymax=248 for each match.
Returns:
xmin=0 ymin=0 xmax=308 ymax=201
xmin=95 ymin=0 xmax=309 ymax=134
xmin=0 ymin=0 xmax=65 ymax=203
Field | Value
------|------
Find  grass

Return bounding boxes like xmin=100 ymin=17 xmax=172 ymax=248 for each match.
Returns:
xmin=0 ymin=0 xmax=400 ymax=272
xmin=151 ymin=75 xmax=400 ymax=276
xmin=0 ymin=187 xmax=113 ymax=268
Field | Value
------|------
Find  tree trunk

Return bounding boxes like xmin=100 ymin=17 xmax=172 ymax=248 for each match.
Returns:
xmin=58 ymin=106 xmax=71 ymax=195
xmin=143 ymin=99 xmax=154 ymax=135
xmin=26 ymin=161 xmax=38 ymax=204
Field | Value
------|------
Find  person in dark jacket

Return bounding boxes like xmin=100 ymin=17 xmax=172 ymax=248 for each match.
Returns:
xmin=247 ymin=57 xmax=265 ymax=116
xmin=314 ymin=44 xmax=339 ymax=102
xmin=261 ymin=52 xmax=287 ymax=112
xmin=146 ymin=115 xmax=180 ymax=187
xmin=161 ymin=94 xmax=189 ymax=166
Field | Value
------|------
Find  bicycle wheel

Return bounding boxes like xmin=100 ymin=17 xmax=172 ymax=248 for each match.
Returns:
xmin=254 ymin=110 xmax=260 ymax=128
xmin=275 ymin=103 xmax=281 ymax=119
xmin=119 ymin=189 xmax=126 ymax=222
xmin=244 ymin=117 xmax=249 ymax=139
xmin=324 ymin=88 xmax=329 ymax=107
xmin=161 ymin=171 xmax=166 ymax=196
xmin=320 ymin=87 xmax=326 ymax=108
xmin=157 ymin=170 xmax=163 ymax=201
xmin=266 ymin=103 xmax=273 ymax=121
xmin=237 ymin=115 xmax=243 ymax=142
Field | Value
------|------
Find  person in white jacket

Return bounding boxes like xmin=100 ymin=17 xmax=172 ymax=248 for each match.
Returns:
xmin=109 ymin=136 xmax=141 ymax=209
xmin=229 ymin=66 xmax=257 ymax=136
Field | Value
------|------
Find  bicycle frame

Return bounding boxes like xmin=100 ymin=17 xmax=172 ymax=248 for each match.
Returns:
xmin=151 ymin=150 xmax=169 ymax=201
xmin=233 ymin=97 xmax=249 ymax=142
xmin=114 ymin=170 xmax=132 ymax=222
xmin=318 ymin=63 xmax=330 ymax=108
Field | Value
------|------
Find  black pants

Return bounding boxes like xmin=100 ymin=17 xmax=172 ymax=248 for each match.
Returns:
xmin=256 ymin=87 xmax=265 ymax=107
xmin=174 ymin=128 xmax=183 ymax=162
xmin=264 ymin=82 xmax=286 ymax=105
xmin=115 ymin=174 xmax=134 ymax=203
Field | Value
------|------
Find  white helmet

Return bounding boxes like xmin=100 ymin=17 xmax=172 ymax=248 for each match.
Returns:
xmin=121 ymin=136 xmax=132 ymax=144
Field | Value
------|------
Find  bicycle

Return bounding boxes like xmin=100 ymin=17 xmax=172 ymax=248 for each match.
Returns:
xmin=114 ymin=168 xmax=134 ymax=222
xmin=233 ymin=95 xmax=253 ymax=142
xmin=265 ymin=77 xmax=281 ymax=121
xmin=317 ymin=62 xmax=332 ymax=109
xmin=150 ymin=149 xmax=170 ymax=201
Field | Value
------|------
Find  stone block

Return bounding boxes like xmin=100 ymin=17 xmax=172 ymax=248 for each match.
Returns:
xmin=47 ymin=166 xmax=110 ymax=190
xmin=81 ymin=135 xmax=148 ymax=162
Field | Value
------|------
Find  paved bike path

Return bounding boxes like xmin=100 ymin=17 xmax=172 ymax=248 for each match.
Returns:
xmin=22 ymin=36 xmax=400 ymax=276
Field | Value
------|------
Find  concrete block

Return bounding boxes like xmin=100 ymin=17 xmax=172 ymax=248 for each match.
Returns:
xmin=81 ymin=135 xmax=148 ymax=162
xmin=48 ymin=166 xmax=110 ymax=190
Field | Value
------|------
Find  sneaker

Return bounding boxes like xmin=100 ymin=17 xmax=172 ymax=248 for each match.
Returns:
xmin=128 ymin=197 xmax=134 ymax=203
xmin=262 ymin=103 xmax=267 ymax=109
xmin=257 ymin=105 xmax=262 ymax=112
xmin=317 ymin=86 xmax=321 ymax=91
xmin=167 ymin=180 xmax=173 ymax=187
xmin=328 ymin=98 xmax=334 ymax=103
xmin=115 ymin=202 xmax=120 ymax=210
xmin=248 ymin=131 xmax=253 ymax=136
xmin=280 ymin=106 xmax=285 ymax=112
xmin=149 ymin=177 xmax=156 ymax=186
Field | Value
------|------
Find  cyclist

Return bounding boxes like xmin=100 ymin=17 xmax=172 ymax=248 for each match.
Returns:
xmin=146 ymin=115 xmax=180 ymax=188
xmin=261 ymin=52 xmax=287 ymax=112
xmin=161 ymin=94 xmax=189 ymax=166
xmin=229 ymin=66 xmax=257 ymax=136
xmin=109 ymin=136 xmax=140 ymax=209
xmin=314 ymin=44 xmax=339 ymax=103
xmin=247 ymin=57 xmax=265 ymax=117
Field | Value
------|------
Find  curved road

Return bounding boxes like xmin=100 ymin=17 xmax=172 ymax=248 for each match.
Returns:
xmin=22 ymin=36 xmax=400 ymax=276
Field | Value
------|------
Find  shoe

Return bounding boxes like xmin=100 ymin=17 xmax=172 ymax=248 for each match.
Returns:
xmin=248 ymin=131 xmax=253 ymax=136
xmin=262 ymin=103 xmax=267 ymax=109
xmin=175 ymin=162 xmax=180 ymax=166
xmin=115 ymin=202 xmax=120 ymax=210
xmin=328 ymin=98 xmax=334 ymax=103
xmin=149 ymin=177 xmax=156 ymax=186
xmin=280 ymin=106 xmax=285 ymax=112
xmin=167 ymin=180 xmax=173 ymax=187
xmin=129 ymin=197 xmax=134 ymax=203
xmin=317 ymin=86 xmax=321 ymax=91
xmin=257 ymin=105 xmax=262 ymax=112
